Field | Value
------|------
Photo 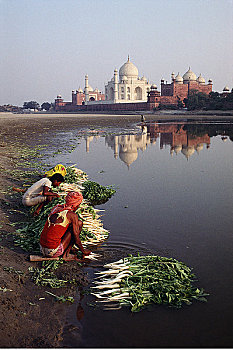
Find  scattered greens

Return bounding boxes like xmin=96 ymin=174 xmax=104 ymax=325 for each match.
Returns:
xmin=28 ymin=259 xmax=79 ymax=288
xmin=91 ymin=254 xmax=209 ymax=312
xmin=45 ymin=291 xmax=74 ymax=303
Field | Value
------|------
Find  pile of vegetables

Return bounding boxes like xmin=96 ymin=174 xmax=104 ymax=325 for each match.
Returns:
xmin=91 ymin=254 xmax=209 ymax=312
xmin=14 ymin=166 xmax=113 ymax=252
xmin=82 ymin=181 xmax=116 ymax=205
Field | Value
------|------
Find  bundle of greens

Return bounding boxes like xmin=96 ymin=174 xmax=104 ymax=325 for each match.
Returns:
xmin=82 ymin=180 xmax=116 ymax=205
xmin=91 ymin=255 xmax=209 ymax=312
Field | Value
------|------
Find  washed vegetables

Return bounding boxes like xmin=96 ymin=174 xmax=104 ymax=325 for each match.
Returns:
xmin=91 ymin=255 xmax=209 ymax=312
xmin=82 ymin=180 xmax=116 ymax=205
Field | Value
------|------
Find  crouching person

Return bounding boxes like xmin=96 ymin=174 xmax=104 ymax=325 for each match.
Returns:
xmin=22 ymin=173 xmax=64 ymax=215
xmin=39 ymin=191 xmax=91 ymax=261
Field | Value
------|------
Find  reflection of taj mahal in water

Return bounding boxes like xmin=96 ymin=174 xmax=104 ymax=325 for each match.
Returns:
xmin=85 ymin=123 xmax=213 ymax=167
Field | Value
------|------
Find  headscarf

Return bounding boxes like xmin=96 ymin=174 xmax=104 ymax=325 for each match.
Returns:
xmin=44 ymin=164 xmax=67 ymax=178
xmin=50 ymin=191 xmax=83 ymax=215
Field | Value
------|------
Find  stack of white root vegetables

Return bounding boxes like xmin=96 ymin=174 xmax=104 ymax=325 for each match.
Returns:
xmin=91 ymin=255 xmax=209 ymax=312
xmin=59 ymin=167 xmax=110 ymax=247
xmin=91 ymin=258 xmax=132 ymax=309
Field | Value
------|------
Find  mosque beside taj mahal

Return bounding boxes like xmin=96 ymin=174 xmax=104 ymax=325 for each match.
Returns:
xmin=55 ymin=56 xmax=217 ymax=112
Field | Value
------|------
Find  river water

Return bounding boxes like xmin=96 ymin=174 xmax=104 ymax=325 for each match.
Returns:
xmin=50 ymin=120 xmax=233 ymax=348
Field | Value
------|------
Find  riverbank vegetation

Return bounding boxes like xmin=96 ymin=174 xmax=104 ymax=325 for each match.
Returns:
xmin=183 ymin=89 xmax=233 ymax=111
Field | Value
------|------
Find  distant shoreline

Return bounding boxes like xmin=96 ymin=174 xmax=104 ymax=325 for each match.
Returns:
xmin=1 ymin=109 xmax=233 ymax=122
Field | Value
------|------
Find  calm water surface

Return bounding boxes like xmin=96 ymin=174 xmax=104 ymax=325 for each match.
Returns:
xmin=51 ymin=121 xmax=233 ymax=348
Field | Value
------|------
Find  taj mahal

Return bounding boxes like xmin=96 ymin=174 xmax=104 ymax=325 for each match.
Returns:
xmin=54 ymin=56 xmax=226 ymax=112
xmin=104 ymin=55 xmax=151 ymax=103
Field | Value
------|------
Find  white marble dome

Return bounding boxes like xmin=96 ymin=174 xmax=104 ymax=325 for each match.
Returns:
xmin=223 ymin=86 xmax=230 ymax=92
xmin=197 ymin=74 xmax=205 ymax=84
xmin=183 ymin=68 xmax=197 ymax=83
xmin=175 ymin=73 xmax=183 ymax=84
xmin=78 ymin=88 xmax=83 ymax=93
xmin=119 ymin=57 xmax=138 ymax=79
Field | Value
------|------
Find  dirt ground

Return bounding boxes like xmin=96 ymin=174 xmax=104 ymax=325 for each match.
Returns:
xmin=1 ymin=111 xmax=233 ymax=348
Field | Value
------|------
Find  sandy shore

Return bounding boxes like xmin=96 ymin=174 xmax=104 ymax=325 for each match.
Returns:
xmin=1 ymin=110 xmax=233 ymax=122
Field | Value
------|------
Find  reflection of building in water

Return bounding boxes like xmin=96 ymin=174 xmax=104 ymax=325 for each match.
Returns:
xmin=105 ymin=131 xmax=152 ymax=167
xmin=85 ymin=135 xmax=100 ymax=152
xmin=85 ymin=123 xmax=211 ymax=166
xmin=146 ymin=123 xmax=211 ymax=160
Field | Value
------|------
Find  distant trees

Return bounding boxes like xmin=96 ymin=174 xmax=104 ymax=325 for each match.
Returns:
xmin=183 ymin=89 xmax=233 ymax=111
xmin=23 ymin=101 xmax=40 ymax=111
xmin=41 ymin=102 xmax=51 ymax=111
xmin=183 ymin=90 xmax=209 ymax=110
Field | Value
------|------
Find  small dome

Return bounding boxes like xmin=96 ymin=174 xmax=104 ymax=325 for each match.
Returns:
xmin=151 ymin=84 xmax=157 ymax=90
xmin=88 ymin=85 xmax=93 ymax=92
xmin=121 ymin=75 xmax=128 ymax=82
xmin=94 ymin=88 xmax=99 ymax=93
xmin=197 ymin=74 xmax=205 ymax=85
xmin=182 ymin=145 xmax=195 ymax=159
xmin=171 ymin=72 xmax=175 ymax=80
xmin=208 ymin=79 xmax=213 ymax=84
xmin=57 ymin=95 xmax=62 ymax=98
xmin=183 ymin=67 xmax=197 ymax=83
xmin=119 ymin=56 xmax=138 ymax=79
xmin=174 ymin=145 xmax=182 ymax=154
xmin=196 ymin=143 xmax=203 ymax=154
xmin=223 ymin=86 xmax=230 ymax=92
xmin=141 ymin=76 xmax=147 ymax=81
xmin=78 ymin=88 xmax=83 ymax=93
xmin=175 ymin=73 xmax=183 ymax=84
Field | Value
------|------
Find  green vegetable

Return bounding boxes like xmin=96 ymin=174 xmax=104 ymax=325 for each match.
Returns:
xmin=45 ymin=291 xmax=74 ymax=303
xmin=82 ymin=181 xmax=116 ymax=205
xmin=91 ymin=254 xmax=209 ymax=312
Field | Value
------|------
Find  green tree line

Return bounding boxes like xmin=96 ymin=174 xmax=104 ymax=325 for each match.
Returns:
xmin=183 ymin=89 xmax=233 ymax=111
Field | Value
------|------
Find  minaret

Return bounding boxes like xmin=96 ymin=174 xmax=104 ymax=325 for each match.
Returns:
xmin=85 ymin=74 xmax=89 ymax=105
xmin=113 ymin=69 xmax=118 ymax=103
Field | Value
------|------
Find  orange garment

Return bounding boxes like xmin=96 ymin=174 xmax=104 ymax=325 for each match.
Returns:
xmin=40 ymin=209 xmax=70 ymax=249
xmin=53 ymin=191 xmax=83 ymax=213
xmin=40 ymin=192 xmax=83 ymax=249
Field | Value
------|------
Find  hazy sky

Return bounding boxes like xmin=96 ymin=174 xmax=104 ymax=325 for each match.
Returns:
xmin=1 ymin=0 xmax=233 ymax=106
